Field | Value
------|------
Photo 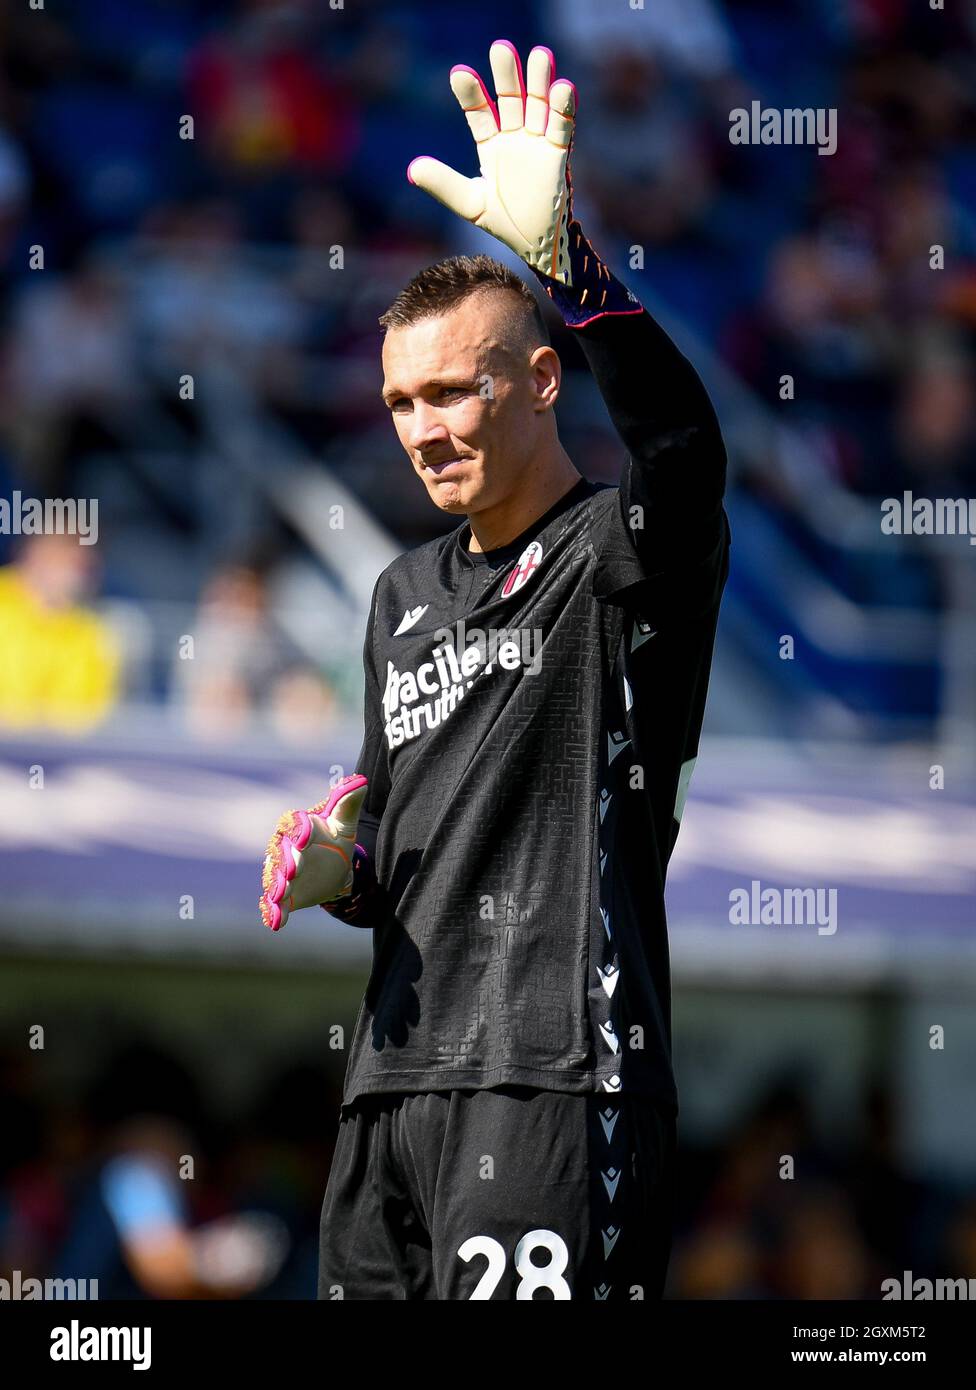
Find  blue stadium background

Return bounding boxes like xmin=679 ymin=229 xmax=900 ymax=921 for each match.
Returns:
xmin=1 ymin=0 xmax=974 ymax=1299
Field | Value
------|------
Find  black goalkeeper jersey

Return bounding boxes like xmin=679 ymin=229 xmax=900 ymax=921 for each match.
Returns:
xmin=336 ymin=290 xmax=729 ymax=1119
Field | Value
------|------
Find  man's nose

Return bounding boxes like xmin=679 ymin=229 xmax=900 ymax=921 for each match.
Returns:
xmin=407 ymin=401 xmax=449 ymax=452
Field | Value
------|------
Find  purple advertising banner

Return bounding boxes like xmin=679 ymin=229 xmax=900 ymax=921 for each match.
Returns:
xmin=1 ymin=734 xmax=973 ymax=984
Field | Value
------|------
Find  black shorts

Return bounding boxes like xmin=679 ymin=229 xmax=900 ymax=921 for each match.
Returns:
xmin=318 ymin=1086 xmax=676 ymax=1301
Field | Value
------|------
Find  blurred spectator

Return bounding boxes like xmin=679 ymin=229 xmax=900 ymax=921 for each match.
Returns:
xmin=546 ymin=0 xmax=736 ymax=80
xmin=0 ymin=533 xmax=121 ymax=732
xmin=671 ymin=1078 xmax=884 ymax=1299
xmin=570 ymin=49 xmax=716 ymax=248
xmin=57 ymin=1117 xmax=289 ymax=1299
xmin=0 ymin=1049 xmax=70 ymax=1285
xmin=670 ymin=1217 xmax=768 ymax=1298
xmin=171 ymin=560 xmax=337 ymax=743
xmin=770 ymin=1187 xmax=877 ymax=1299
xmin=134 ymin=199 xmax=305 ymax=374
xmin=889 ymin=338 xmax=976 ymax=496
xmin=54 ymin=1045 xmax=288 ymax=1299
xmin=185 ymin=0 xmax=360 ymax=243
xmin=1 ymin=263 xmax=138 ymax=493
xmin=0 ymin=125 xmax=29 ymax=263
xmin=943 ymin=1197 xmax=976 ymax=1283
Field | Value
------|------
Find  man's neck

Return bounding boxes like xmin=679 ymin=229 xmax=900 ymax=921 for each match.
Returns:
xmin=467 ymin=461 xmax=583 ymax=555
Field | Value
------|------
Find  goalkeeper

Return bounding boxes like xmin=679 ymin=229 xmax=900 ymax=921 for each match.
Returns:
xmin=260 ymin=39 xmax=729 ymax=1301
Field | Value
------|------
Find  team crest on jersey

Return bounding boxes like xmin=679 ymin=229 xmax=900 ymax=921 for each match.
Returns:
xmin=502 ymin=540 xmax=543 ymax=598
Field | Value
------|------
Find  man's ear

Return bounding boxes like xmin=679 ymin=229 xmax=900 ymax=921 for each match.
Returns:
xmin=530 ymin=345 xmax=561 ymax=410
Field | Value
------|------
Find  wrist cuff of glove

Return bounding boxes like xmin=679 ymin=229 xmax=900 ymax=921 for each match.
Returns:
xmin=319 ymin=843 xmax=376 ymax=923
xmin=528 ymin=221 xmax=644 ymax=329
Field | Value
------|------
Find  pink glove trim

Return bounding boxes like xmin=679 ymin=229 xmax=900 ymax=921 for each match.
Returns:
xmin=490 ymin=38 xmax=526 ymax=112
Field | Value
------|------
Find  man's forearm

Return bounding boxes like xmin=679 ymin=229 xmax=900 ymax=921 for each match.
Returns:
xmin=530 ymin=226 xmax=727 ymax=560
xmin=531 ymin=225 xmax=724 ymax=476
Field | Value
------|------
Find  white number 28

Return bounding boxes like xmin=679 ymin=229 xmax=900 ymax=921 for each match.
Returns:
xmin=457 ymin=1229 xmax=572 ymax=1299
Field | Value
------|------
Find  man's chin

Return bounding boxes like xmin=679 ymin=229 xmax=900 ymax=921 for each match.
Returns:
xmin=427 ymin=481 xmax=473 ymax=513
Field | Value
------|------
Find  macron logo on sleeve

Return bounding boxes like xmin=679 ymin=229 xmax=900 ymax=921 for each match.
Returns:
xmin=394 ymin=604 xmax=429 ymax=635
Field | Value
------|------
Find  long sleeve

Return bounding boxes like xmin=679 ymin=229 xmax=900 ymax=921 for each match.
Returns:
xmin=529 ymin=221 xmax=730 ymax=618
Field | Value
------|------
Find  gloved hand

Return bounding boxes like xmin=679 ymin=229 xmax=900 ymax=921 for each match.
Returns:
xmin=260 ymin=774 xmax=368 ymax=932
xmin=407 ymin=40 xmax=577 ymax=284
xmin=407 ymin=39 xmax=641 ymax=327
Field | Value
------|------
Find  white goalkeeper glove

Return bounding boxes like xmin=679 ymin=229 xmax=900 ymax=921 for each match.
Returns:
xmin=407 ymin=39 xmax=640 ymax=327
xmin=259 ymin=774 xmax=368 ymax=932
xmin=407 ymin=39 xmax=577 ymax=284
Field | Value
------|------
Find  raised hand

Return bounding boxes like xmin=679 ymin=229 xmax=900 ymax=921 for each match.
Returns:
xmin=407 ymin=40 xmax=578 ymax=284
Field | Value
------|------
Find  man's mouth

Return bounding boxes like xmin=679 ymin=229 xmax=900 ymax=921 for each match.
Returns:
xmin=425 ymin=457 xmax=465 ymax=476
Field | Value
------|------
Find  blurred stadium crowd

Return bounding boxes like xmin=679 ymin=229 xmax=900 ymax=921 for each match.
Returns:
xmin=5 ymin=1033 xmax=976 ymax=1299
xmin=0 ymin=0 xmax=974 ymax=740
xmin=1 ymin=0 xmax=975 ymax=1300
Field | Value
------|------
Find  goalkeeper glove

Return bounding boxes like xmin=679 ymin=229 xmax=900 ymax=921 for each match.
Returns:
xmin=259 ymin=773 xmax=368 ymax=932
xmin=407 ymin=39 xmax=640 ymax=327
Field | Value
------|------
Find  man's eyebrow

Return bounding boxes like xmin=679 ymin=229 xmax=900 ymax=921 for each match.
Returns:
xmin=381 ymin=376 xmax=476 ymax=404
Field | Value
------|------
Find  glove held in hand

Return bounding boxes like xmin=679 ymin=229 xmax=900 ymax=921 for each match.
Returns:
xmin=260 ymin=774 xmax=368 ymax=932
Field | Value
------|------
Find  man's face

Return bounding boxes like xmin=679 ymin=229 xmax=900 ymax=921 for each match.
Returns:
xmin=381 ymin=292 xmax=546 ymax=517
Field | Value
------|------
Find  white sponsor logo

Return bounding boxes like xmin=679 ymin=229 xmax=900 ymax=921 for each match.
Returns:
xmin=382 ymin=622 xmax=542 ymax=750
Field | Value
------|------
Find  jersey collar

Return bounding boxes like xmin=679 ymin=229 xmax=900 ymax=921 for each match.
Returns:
xmin=455 ymin=477 xmax=593 ymax=569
